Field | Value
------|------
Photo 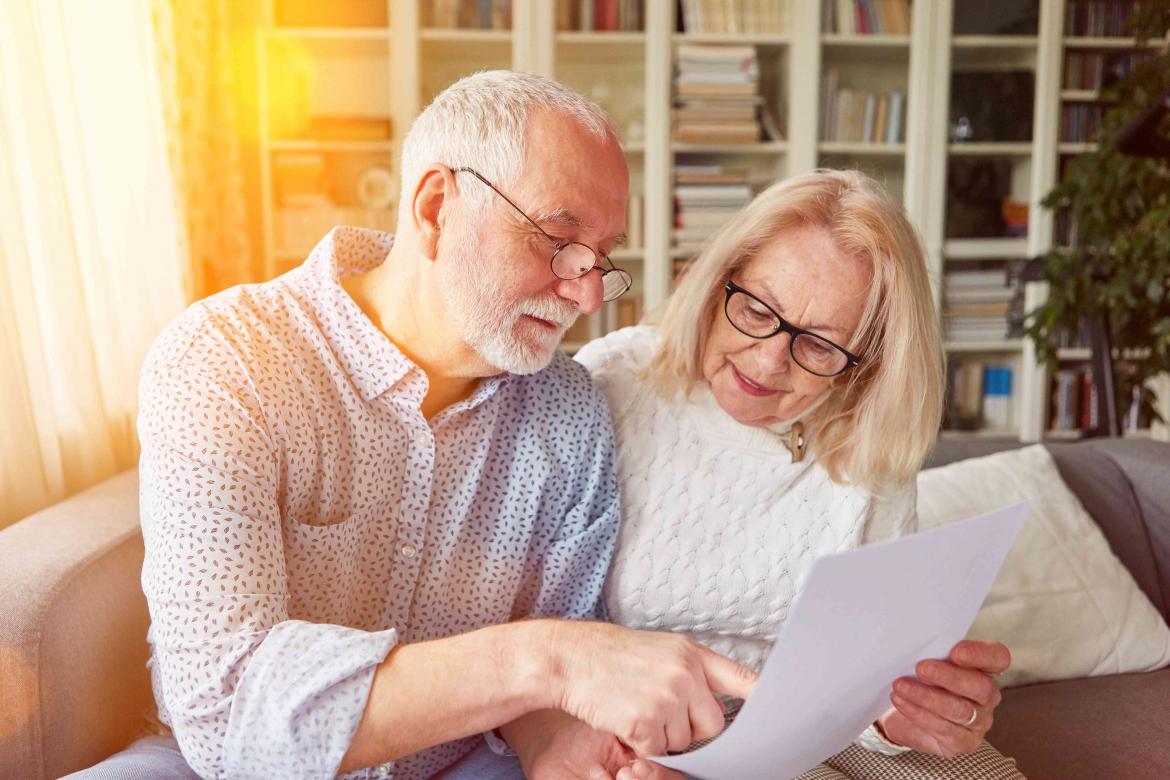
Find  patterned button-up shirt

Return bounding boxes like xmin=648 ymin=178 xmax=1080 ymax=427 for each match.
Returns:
xmin=137 ymin=227 xmax=620 ymax=779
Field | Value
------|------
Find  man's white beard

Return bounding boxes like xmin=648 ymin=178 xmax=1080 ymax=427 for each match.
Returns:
xmin=443 ymin=242 xmax=580 ymax=375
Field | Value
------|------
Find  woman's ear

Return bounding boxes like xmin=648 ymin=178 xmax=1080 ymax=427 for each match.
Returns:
xmin=411 ymin=166 xmax=455 ymax=262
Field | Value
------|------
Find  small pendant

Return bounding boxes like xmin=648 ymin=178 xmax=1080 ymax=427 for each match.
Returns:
xmin=790 ymin=421 xmax=806 ymax=463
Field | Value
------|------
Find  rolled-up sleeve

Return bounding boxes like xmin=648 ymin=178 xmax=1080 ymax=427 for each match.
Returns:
xmin=138 ymin=317 xmax=396 ymax=779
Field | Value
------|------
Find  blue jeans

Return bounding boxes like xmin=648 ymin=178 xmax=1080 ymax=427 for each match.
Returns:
xmin=64 ymin=734 xmax=525 ymax=779
xmin=436 ymin=741 xmax=525 ymax=779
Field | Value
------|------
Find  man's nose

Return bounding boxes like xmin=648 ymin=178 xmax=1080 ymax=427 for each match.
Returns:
xmin=554 ymin=270 xmax=605 ymax=315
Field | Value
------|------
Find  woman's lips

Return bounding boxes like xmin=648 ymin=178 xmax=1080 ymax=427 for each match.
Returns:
xmin=731 ymin=365 xmax=777 ymax=397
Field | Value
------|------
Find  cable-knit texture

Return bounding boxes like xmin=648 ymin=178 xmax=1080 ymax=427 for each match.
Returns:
xmin=576 ymin=326 xmax=917 ymax=673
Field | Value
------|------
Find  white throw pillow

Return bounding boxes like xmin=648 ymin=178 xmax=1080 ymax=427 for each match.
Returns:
xmin=917 ymin=444 xmax=1170 ymax=687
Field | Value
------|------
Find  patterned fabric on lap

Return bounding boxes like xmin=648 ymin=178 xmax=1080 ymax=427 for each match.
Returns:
xmin=795 ymin=741 xmax=1026 ymax=780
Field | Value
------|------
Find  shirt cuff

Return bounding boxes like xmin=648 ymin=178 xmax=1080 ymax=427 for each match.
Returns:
xmin=222 ymin=621 xmax=400 ymax=778
xmin=856 ymin=723 xmax=912 ymax=756
xmin=484 ymin=728 xmax=517 ymax=757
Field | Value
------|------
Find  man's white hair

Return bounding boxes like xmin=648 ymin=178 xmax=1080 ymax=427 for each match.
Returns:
xmin=399 ymin=70 xmax=620 ymax=211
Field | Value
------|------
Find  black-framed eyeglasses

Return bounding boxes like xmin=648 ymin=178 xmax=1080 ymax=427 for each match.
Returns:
xmin=724 ymin=280 xmax=861 ymax=377
xmin=452 ymin=166 xmax=632 ymax=302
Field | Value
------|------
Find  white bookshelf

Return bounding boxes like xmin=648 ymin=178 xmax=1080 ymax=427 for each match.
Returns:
xmin=253 ymin=0 xmax=1167 ymax=441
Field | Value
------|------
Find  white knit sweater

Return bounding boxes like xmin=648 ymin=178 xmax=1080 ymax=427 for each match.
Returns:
xmin=575 ymin=325 xmax=918 ymax=673
xmin=576 ymin=326 xmax=919 ymax=755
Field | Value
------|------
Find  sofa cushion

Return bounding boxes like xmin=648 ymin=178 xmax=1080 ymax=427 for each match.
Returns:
xmin=917 ymin=444 xmax=1170 ymax=687
xmin=988 ymin=668 xmax=1170 ymax=780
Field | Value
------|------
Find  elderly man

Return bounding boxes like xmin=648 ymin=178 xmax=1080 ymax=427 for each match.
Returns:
xmin=68 ymin=71 xmax=750 ymax=780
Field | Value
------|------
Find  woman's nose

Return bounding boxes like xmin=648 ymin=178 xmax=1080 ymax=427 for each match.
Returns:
xmin=754 ymin=332 xmax=794 ymax=373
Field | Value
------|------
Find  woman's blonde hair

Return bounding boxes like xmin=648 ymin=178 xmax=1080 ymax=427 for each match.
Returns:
xmin=647 ymin=169 xmax=944 ymax=492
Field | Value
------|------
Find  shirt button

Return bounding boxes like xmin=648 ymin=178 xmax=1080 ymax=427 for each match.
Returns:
xmin=400 ymin=543 xmax=417 ymax=559
xmin=375 ymin=763 xmax=392 ymax=778
xmin=414 ymin=435 xmax=427 ymax=447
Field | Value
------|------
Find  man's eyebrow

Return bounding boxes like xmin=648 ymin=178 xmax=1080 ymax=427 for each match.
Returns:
xmin=530 ymin=206 xmax=587 ymax=229
xmin=530 ymin=207 xmax=628 ymax=247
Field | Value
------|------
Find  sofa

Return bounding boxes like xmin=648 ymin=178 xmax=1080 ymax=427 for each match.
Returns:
xmin=1 ymin=439 xmax=1167 ymax=779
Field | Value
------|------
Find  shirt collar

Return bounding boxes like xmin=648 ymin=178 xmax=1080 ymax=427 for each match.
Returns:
xmin=292 ymin=226 xmax=414 ymax=401
xmin=291 ymin=226 xmax=512 ymax=406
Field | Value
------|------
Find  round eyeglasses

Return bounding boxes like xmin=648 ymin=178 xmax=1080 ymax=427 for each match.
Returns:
xmin=453 ymin=167 xmax=633 ymax=302
xmin=724 ymin=280 xmax=861 ymax=377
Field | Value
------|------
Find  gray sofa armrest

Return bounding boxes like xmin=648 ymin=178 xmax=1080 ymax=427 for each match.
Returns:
xmin=0 ymin=470 xmax=153 ymax=780
xmin=1045 ymin=440 xmax=1170 ymax=621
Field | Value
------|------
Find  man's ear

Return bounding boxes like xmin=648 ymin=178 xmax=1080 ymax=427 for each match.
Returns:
xmin=412 ymin=166 xmax=456 ymax=261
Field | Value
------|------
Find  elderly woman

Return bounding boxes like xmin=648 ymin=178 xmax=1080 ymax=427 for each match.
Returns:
xmin=573 ymin=170 xmax=1022 ymax=780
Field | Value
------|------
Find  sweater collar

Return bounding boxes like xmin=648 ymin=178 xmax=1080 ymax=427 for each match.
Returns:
xmin=685 ymin=381 xmax=829 ymax=458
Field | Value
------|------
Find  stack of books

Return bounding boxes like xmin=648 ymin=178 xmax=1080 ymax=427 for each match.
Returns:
xmin=1063 ymin=51 xmax=1150 ymax=91
xmin=946 ymin=361 xmax=1016 ymax=431
xmin=674 ymin=45 xmax=766 ymax=145
xmin=821 ymin=0 xmax=912 ymax=35
xmin=672 ymin=165 xmax=752 ymax=253
xmin=678 ymin=0 xmax=788 ymax=34
xmin=1050 ymin=369 xmax=1098 ymax=433
xmin=1064 ymin=0 xmax=1143 ymax=37
xmin=554 ymin=0 xmax=643 ymax=32
xmin=1060 ymin=103 xmax=1105 ymax=143
xmin=942 ymin=266 xmax=1023 ymax=343
xmin=426 ymin=0 xmax=512 ymax=29
xmin=821 ymin=69 xmax=904 ymax=143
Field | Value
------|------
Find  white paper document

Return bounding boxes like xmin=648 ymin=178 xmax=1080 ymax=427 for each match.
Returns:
xmin=653 ymin=502 xmax=1028 ymax=780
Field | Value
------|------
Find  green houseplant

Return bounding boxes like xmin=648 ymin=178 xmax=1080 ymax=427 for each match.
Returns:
xmin=1027 ymin=6 xmax=1170 ymax=431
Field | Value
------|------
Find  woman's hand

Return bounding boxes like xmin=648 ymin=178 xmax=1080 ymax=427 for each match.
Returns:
xmin=876 ymin=639 xmax=1011 ymax=758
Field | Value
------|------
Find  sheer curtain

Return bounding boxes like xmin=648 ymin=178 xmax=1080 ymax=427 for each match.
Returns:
xmin=152 ymin=0 xmax=256 ymax=299
xmin=0 ymin=0 xmax=186 ymax=527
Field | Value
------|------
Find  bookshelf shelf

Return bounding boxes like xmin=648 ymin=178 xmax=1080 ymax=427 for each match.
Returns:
xmin=818 ymin=142 xmax=905 ymax=156
xmin=820 ymin=34 xmax=911 ymax=47
xmin=947 ymin=143 xmax=1034 ymax=156
xmin=946 ymin=340 xmax=1025 ymax=354
xmin=1057 ymin=348 xmax=1092 ymax=361
xmin=951 ymin=35 xmax=1039 ymax=49
xmin=1060 ymin=89 xmax=1099 ymax=101
xmin=556 ymin=31 xmax=646 ymax=45
xmin=943 ymin=238 xmax=1030 ymax=259
xmin=420 ymin=29 xmax=512 ymax=43
xmin=672 ymin=33 xmax=789 ymax=46
xmin=1058 ymin=142 xmax=1099 ymax=154
xmin=1062 ymin=36 xmax=1164 ymax=49
xmin=671 ymin=142 xmax=788 ymax=154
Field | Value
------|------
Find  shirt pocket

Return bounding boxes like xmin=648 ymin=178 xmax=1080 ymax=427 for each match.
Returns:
xmin=282 ymin=509 xmax=386 ymax=553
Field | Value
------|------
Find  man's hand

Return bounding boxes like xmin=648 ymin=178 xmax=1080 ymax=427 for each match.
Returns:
xmin=505 ymin=710 xmax=682 ymax=780
xmin=546 ymin=621 xmax=756 ymax=757
xmin=877 ymin=640 xmax=1011 ymax=758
